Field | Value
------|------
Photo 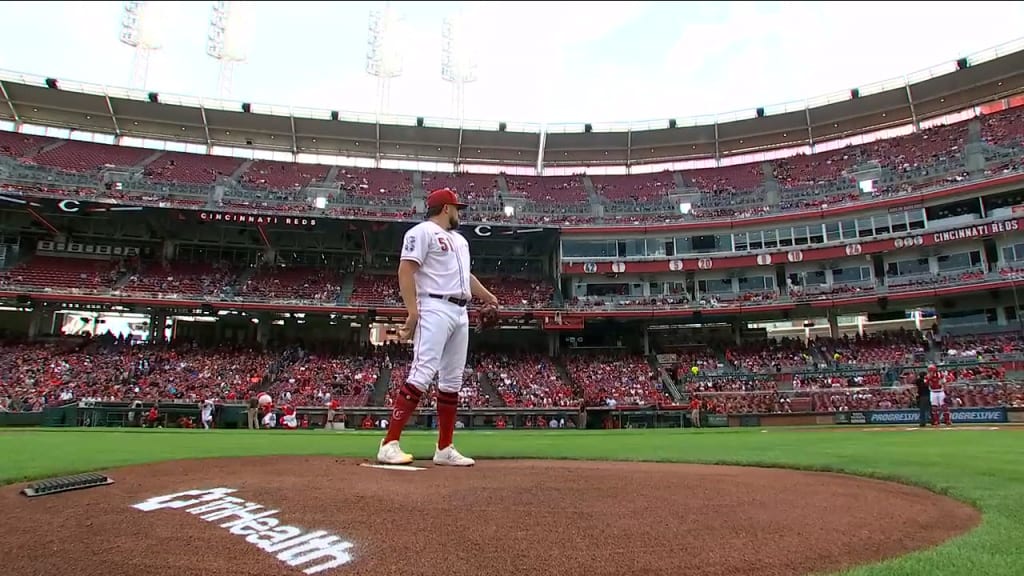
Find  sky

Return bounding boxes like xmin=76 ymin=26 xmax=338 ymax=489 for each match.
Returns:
xmin=0 ymin=1 xmax=1021 ymax=127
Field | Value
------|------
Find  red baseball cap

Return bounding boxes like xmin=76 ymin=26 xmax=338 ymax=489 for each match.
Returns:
xmin=426 ymin=188 xmax=468 ymax=210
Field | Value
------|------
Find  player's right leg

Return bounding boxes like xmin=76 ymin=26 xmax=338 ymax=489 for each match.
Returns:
xmin=377 ymin=309 xmax=449 ymax=464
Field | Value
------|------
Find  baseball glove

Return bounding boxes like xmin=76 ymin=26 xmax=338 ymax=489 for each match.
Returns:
xmin=476 ymin=303 xmax=500 ymax=332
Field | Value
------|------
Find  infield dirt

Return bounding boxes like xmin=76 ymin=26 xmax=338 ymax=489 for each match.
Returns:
xmin=0 ymin=456 xmax=980 ymax=576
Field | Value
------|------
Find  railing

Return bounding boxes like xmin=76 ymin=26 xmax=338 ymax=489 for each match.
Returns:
xmin=1 ymin=149 xmax=1021 ymax=227
xmin=1 ymin=270 xmax=1019 ymax=313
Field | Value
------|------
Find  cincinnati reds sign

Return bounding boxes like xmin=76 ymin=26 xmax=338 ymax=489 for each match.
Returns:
xmin=930 ymin=219 xmax=1020 ymax=244
xmin=200 ymin=212 xmax=317 ymax=227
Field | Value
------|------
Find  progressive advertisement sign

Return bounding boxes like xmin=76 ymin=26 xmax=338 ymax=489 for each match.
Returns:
xmin=833 ymin=408 xmax=1007 ymax=425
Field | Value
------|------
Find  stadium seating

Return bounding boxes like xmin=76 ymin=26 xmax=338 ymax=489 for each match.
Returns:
xmin=505 ymin=175 xmax=587 ymax=205
xmin=267 ymin=353 xmax=379 ymax=407
xmin=240 ymin=160 xmax=330 ymax=191
xmin=420 ymin=172 xmax=499 ymax=201
xmin=348 ymin=273 xmax=400 ymax=305
xmin=565 ymin=352 xmax=671 ymax=407
xmin=31 ymin=141 xmax=151 ymax=173
xmin=0 ymin=256 xmax=121 ymax=291
xmin=0 ymin=98 xmax=1021 ymax=224
xmin=473 ymin=352 xmax=576 ymax=408
xmin=0 ymin=131 xmax=53 ymax=159
xmin=145 ymin=152 xmax=244 ymax=185
xmin=241 ymin=266 xmax=342 ymax=301
xmin=120 ymin=261 xmax=237 ymax=297
xmin=592 ymin=173 xmax=676 ymax=202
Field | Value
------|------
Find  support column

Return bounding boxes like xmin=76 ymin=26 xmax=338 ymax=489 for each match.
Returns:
xmin=256 ymin=315 xmax=272 ymax=347
xmin=27 ymin=308 xmax=55 ymax=340
xmin=149 ymin=313 xmax=167 ymax=343
xmin=828 ymin=309 xmax=840 ymax=339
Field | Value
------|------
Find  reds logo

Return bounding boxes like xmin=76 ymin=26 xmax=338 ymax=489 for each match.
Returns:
xmin=756 ymin=254 xmax=772 ymax=266
xmin=583 ymin=262 xmax=598 ymax=273
xmin=668 ymin=260 xmax=683 ymax=271
xmin=58 ymin=199 xmax=81 ymax=213
xmin=845 ymin=243 xmax=863 ymax=256
xmin=697 ymin=258 xmax=713 ymax=270
xmin=787 ymin=250 xmax=803 ymax=263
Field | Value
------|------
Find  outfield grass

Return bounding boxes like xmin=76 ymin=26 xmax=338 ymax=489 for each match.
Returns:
xmin=1 ymin=426 xmax=1022 ymax=576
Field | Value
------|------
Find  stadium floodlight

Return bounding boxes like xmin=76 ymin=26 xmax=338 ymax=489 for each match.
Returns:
xmin=207 ymin=1 xmax=253 ymax=100
xmin=366 ymin=2 xmax=406 ymax=118
xmin=120 ymin=1 xmax=167 ymax=90
xmin=441 ymin=12 xmax=479 ymax=125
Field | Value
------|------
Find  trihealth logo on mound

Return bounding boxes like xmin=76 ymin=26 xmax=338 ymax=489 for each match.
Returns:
xmin=132 ymin=488 xmax=353 ymax=574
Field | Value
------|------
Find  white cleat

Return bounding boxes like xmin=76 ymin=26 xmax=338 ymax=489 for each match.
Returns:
xmin=433 ymin=444 xmax=475 ymax=467
xmin=377 ymin=439 xmax=414 ymax=465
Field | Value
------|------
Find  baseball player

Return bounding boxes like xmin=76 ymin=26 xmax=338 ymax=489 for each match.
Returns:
xmin=200 ymin=399 xmax=214 ymax=430
xmin=377 ymin=188 xmax=499 ymax=467
xmin=926 ymin=364 xmax=952 ymax=426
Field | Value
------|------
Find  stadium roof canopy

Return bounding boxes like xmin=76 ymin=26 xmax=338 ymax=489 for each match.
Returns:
xmin=1 ymin=38 xmax=1022 ymax=169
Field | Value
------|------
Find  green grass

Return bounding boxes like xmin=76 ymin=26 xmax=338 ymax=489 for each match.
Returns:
xmin=2 ymin=426 xmax=1023 ymax=575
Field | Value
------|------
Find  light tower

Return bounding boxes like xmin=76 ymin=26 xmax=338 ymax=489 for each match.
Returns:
xmin=441 ymin=12 xmax=479 ymax=125
xmin=207 ymin=1 xmax=252 ymax=100
xmin=119 ymin=1 xmax=166 ymax=90
xmin=366 ymin=3 xmax=405 ymax=118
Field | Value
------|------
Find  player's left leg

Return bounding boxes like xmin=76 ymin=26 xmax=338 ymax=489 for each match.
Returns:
xmin=433 ymin=311 xmax=474 ymax=467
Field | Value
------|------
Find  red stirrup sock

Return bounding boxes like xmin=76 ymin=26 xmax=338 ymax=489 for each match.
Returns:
xmin=436 ymin=390 xmax=459 ymax=450
xmin=384 ymin=384 xmax=423 ymax=444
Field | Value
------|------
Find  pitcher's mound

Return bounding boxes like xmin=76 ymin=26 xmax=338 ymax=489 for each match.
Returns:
xmin=0 ymin=456 xmax=978 ymax=576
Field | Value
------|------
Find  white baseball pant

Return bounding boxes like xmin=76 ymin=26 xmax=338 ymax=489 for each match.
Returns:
xmin=930 ymin=390 xmax=945 ymax=406
xmin=407 ymin=298 xmax=469 ymax=394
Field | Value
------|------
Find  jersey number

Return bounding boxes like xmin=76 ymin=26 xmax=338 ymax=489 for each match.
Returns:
xmin=437 ymin=237 xmax=451 ymax=252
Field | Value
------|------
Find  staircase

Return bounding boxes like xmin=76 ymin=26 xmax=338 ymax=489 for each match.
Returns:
xmin=672 ymin=171 xmax=687 ymax=189
xmin=412 ymin=171 xmax=424 ymax=193
xmin=138 ymin=150 xmax=165 ymax=169
xmin=231 ymin=160 xmax=254 ymax=181
xmin=371 ymin=365 xmax=393 ymax=406
xmin=648 ymin=354 xmax=683 ymax=402
xmin=325 ymin=165 xmax=341 ymax=184
xmin=582 ymin=174 xmax=603 ymax=205
xmin=231 ymin=266 xmax=259 ymax=294
xmin=338 ymin=274 xmax=356 ymax=304
xmin=33 ymin=140 xmax=67 ymax=157
xmin=555 ymin=360 xmax=583 ymax=401
xmin=496 ymin=173 xmax=510 ymax=196
xmin=112 ymin=269 xmax=135 ymax=290
xmin=477 ymin=371 xmax=506 ymax=407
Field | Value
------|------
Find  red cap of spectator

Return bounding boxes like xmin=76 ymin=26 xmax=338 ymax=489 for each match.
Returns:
xmin=426 ymin=188 xmax=468 ymax=210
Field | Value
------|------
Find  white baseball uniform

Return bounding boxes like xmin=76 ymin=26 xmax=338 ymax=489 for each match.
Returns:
xmin=401 ymin=220 xmax=471 ymax=395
